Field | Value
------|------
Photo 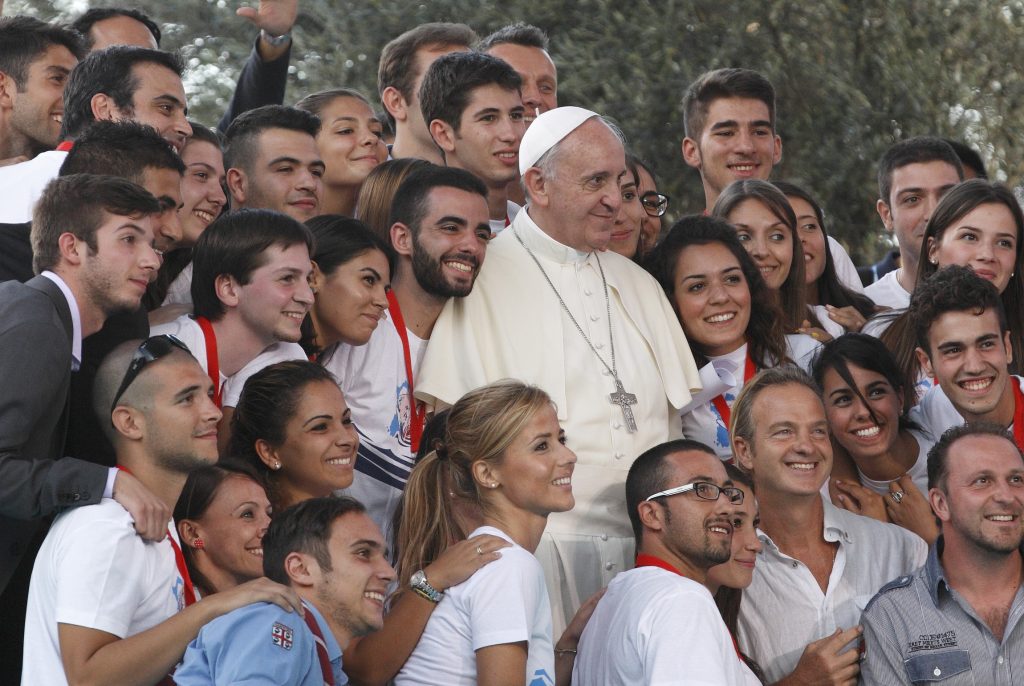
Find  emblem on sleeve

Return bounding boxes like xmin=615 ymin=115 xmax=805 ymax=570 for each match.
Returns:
xmin=272 ymin=622 xmax=294 ymax=650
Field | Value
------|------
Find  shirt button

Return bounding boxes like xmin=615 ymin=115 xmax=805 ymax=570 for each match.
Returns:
xmin=583 ymin=288 xmax=593 ymax=296
xmin=933 ymin=668 xmax=941 ymax=677
xmin=600 ymin=534 xmax=609 ymax=541
xmin=589 ymin=315 xmax=599 ymax=322
xmin=791 ymin=561 xmax=798 ymax=568
xmin=604 ymin=562 xmax=614 ymax=571
xmin=614 ymin=452 xmax=624 ymax=460
xmin=613 ymin=422 xmax=621 ymax=430
xmin=595 ymin=342 xmax=604 ymax=349
xmin=602 ymin=368 xmax=611 ymax=376
xmin=998 ymin=656 xmax=1005 ymax=665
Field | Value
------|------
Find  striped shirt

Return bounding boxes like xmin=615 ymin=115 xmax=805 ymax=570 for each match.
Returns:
xmin=860 ymin=538 xmax=1024 ymax=685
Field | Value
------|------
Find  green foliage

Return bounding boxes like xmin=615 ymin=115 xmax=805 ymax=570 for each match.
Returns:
xmin=11 ymin=0 xmax=1024 ymax=263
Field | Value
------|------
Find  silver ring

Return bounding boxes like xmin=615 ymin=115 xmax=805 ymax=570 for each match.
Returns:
xmin=890 ymin=490 xmax=904 ymax=504
xmin=475 ymin=546 xmax=483 ymax=556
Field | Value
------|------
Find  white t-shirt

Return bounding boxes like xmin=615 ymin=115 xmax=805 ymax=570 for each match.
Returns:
xmin=489 ymin=199 xmax=522 ymax=236
xmin=395 ymin=526 xmax=555 ymax=686
xmin=0 ymin=149 xmax=66 ymax=222
xmin=910 ymin=375 xmax=1023 ymax=441
xmin=150 ymin=315 xmax=306 ymax=408
xmin=322 ymin=316 xmax=425 ymax=540
xmin=22 ymin=499 xmax=185 ymax=686
xmin=162 ymin=262 xmax=194 ymax=306
xmin=864 ymin=270 xmax=910 ymax=310
xmin=856 ymin=427 xmax=934 ymax=497
xmin=810 ymin=304 xmax=846 ymax=339
xmin=827 ymin=237 xmax=865 ymax=294
xmin=572 ymin=565 xmax=760 ymax=686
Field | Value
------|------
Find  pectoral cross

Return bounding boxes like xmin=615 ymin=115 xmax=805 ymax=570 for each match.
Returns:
xmin=609 ymin=379 xmax=638 ymax=433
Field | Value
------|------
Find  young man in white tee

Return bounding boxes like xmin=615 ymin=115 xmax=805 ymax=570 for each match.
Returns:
xmin=150 ymin=208 xmax=314 ymax=450
xmin=23 ymin=336 xmax=301 ymax=685
xmin=322 ymin=165 xmax=490 ymax=538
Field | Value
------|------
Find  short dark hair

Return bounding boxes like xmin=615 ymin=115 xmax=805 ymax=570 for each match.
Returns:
xmin=61 ymin=46 xmax=184 ymax=140
xmin=71 ymin=8 xmax=161 ymax=50
xmin=927 ymin=422 xmax=1022 ymax=491
xmin=389 ymin=165 xmax=487 ymax=238
xmin=377 ymin=23 xmax=477 ymax=128
xmin=682 ymin=68 xmax=775 ymax=140
xmin=31 ymin=174 xmax=161 ymax=274
xmin=477 ymin=22 xmax=550 ymax=51
xmin=223 ymin=105 xmax=321 ymax=173
xmin=262 ymin=496 xmax=367 ymax=585
xmin=877 ymin=136 xmax=964 ymax=205
xmin=190 ymin=209 xmax=314 ymax=320
xmin=59 ymin=120 xmax=185 ymax=183
xmin=943 ymin=138 xmax=987 ymax=179
xmin=911 ymin=265 xmax=1008 ymax=356
xmin=625 ymin=439 xmax=718 ymax=544
xmin=419 ymin=51 xmax=521 ymax=133
xmin=0 ymin=16 xmax=84 ymax=88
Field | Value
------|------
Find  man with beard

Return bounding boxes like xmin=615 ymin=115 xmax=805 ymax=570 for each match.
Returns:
xmin=572 ymin=439 xmax=761 ymax=684
xmin=861 ymin=423 xmax=1024 ymax=684
xmin=321 ymin=165 xmax=489 ymax=539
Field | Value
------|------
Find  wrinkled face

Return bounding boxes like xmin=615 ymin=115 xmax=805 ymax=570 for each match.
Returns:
xmin=134 ymin=355 xmax=222 ymax=471
xmin=79 ymin=210 xmax=161 ymax=315
xmin=484 ymin=404 xmax=577 ymax=516
xmin=235 ymin=128 xmax=325 ymax=221
xmin=928 ymin=202 xmax=1019 ymax=295
xmin=270 ymin=380 xmax=359 ymax=503
xmin=651 ymin=451 xmax=735 ymax=571
xmin=734 ymin=383 xmax=833 ymax=497
xmin=672 ymin=242 xmax=751 ymax=356
xmin=936 ymin=434 xmax=1024 ymax=555
xmin=88 ymin=15 xmax=159 ymax=51
xmin=316 ymin=96 xmax=385 ymax=189
xmin=821 ymin=362 xmax=904 ymax=465
xmin=728 ymin=198 xmax=793 ymax=290
xmin=683 ymin=97 xmax=781 ymax=204
xmin=234 ymin=242 xmax=314 ymax=345
xmin=192 ymin=475 xmax=272 ymax=586
xmin=178 ymin=140 xmax=226 ymax=247
xmin=706 ymin=482 xmax=761 ymax=590
xmin=140 ymin=166 xmax=184 ymax=254
xmin=920 ymin=308 xmax=1013 ymax=423
xmin=315 ymin=513 xmax=395 ymax=643
xmin=117 ymin=62 xmax=192 ymax=153
xmin=534 ymin=118 xmax=626 ymax=252
xmin=788 ymin=196 xmax=827 ymax=286
xmin=484 ymin=42 xmax=558 ymax=126
xmin=313 ymin=249 xmax=390 ymax=347
xmin=636 ymin=165 xmax=662 ymax=249
xmin=7 ymin=44 xmax=78 ymax=151
xmin=444 ymin=84 xmax=525 ymax=188
xmin=607 ymin=174 xmax=644 ymax=259
xmin=407 ymin=186 xmax=490 ymax=298
xmin=877 ymin=161 xmax=961 ymax=264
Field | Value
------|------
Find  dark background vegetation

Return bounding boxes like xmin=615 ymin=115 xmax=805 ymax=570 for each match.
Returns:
xmin=12 ymin=0 xmax=1024 ymax=264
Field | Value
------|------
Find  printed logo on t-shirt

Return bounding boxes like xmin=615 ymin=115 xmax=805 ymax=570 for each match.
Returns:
xmin=388 ymin=381 xmax=412 ymax=447
xmin=710 ymin=395 xmax=733 ymax=450
xmin=272 ymin=622 xmax=294 ymax=650
xmin=529 ymin=669 xmax=554 ymax=686
xmin=171 ymin=577 xmax=185 ymax=611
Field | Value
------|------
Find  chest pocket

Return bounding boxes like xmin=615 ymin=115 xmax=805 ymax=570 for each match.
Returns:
xmin=904 ymin=650 xmax=972 ymax=682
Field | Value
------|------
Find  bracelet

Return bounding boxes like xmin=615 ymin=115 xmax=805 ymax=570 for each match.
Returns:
xmin=260 ymin=29 xmax=291 ymax=47
xmin=555 ymin=648 xmax=578 ymax=657
xmin=411 ymin=586 xmax=441 ymax=604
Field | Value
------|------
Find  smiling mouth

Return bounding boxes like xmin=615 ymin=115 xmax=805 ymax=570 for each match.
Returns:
xmin=283 ymin=311 xmax=306 ymax=321
xmin=193 ymin=209 xmax=215 ymax=225
xmin=364 ymin=591 xmax=386 ymax=604
xmin=52 ymin=113 xmax=63 ymax=125
xmin=705 ymin=312 xmax=736 ymax=324
xmin=552 ymin=476 xmax=571 ymax=486
xmin=246 ymin=547 xmax=263 ymax=557
xmin=853 ymin=425 xmax=881 ymax=438
xmin=444 ymin=259 xmax=475 ymax=274
xmin=986 ymin=514 xmax=1018 ymax=522
xmin=729 ymin=163 xmax=757 ymax=173
xmin=787 ymin=462 xmax=817 ymax=471
xmin=326 ymin=456 xmax=353 ymax=467
xmin=958 ymin=377 xmax=994 ymax=392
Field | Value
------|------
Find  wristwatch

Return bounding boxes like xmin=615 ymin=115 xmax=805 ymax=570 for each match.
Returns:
xmin=410 ymin=569 xmax=443 ymax=603
xmin=260 ymin=29 xmax=291 ymax=47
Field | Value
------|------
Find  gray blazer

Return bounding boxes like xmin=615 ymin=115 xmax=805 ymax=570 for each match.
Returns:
xmin=0 ymin=275 xmax=108 ymax=591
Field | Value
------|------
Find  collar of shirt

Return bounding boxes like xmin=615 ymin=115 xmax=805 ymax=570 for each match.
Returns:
xmin=757 ymin=495 xmax=854 ymax=555
xmin=41 ymin=270 xmax=83 ymax=371
xmin=303 ymin=599 xmax=343 ymax=665
xmin=519 ymin=207 xmax=592 ymax=265
xmin=925 ymin=535 xmax=1024 ymax=607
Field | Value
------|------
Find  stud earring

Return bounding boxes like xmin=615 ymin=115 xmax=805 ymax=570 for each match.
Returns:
xmin=194 ymin=539 xmax=204 ymax=550
xmin=274 ymin=461 xmax=282 ymax=470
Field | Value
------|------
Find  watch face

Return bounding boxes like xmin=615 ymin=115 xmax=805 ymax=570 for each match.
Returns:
xmin=411 ymin=570 xmax=425 ymax=586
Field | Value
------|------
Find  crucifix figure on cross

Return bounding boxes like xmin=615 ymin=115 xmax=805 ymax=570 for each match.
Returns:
xmin=609 ymin=379 xmax=638 ymax=433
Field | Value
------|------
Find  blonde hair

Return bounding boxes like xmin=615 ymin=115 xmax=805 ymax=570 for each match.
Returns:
xmin=395 ymin=380 xmax=552 ymax=586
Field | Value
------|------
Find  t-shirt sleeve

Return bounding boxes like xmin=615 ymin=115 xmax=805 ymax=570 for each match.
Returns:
xmin=221 ymin=343 xmax=307 ymax=408
xmin=174 ymin=605 xmax=314 ymax=685
xmin=465 ymin=549 xmax=543 ymax=651
xmin=642 ymin=588 xmax=740 ymax=685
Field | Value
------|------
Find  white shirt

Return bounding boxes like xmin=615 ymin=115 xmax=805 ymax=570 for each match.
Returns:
xmin=395 ymin=526 xmax=555 ymax=686
xmin=0 ymin=149 xmax=67 ymax=222
xmin=857 ymin=427 xmax=934 ymax=497
xmin=827 ymin=237 xmax=865 ymax=294
xmin=572 ymin=565 xmax=761 ymax=686
xmin=22 ymin=499 xmax=185 ymax=686
xmin=489 ymin=199 xmax=522 ymax=236
xmin=910 ymin=375 xmax=1024 ymax=440
xmin=865 ymin=269 xmax=910 ymax=310
xmin=162 ymin=262 xmax=194 ymax=306
xmin=737 ymin=496 xmax=928 ymax=683
xmin=40 ymin=271 xmax=82 ymax=371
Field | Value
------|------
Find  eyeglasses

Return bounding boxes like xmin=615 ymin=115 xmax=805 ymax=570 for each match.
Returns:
xmin=645 ymin=481 xmax=744 ymax=505
xmin=639 ymin=191 xmax=670 ymax=218
xmin=110 ymin=335 xmax=190 ymax=414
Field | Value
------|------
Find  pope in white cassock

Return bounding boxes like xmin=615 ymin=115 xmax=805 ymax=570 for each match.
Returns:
xmin=416 ymin=107 xmax=702 ymax=632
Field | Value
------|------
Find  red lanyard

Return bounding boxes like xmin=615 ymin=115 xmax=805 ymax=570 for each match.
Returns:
xmin=195 ymin=316 xmax=222 ymax=408
xmin=386 ymin=290 xmax=426 ymax=453
xmin=56 ymin=140 xmax=74 ymax=151
xmin=301 ymin=601 xmax=335 ymax=685
xmin=710 ymin=351 xmax=756 ymax=432
xmin=115 ymin=466 xmax=196 ymax=607
xmin=1012 ymin=379 xmax=1024 ymax=452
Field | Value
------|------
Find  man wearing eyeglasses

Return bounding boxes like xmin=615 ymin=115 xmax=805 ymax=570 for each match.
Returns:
xmin=22 ymin=335 xmax=302 ymax=686
xmin=730 ymin=366 xmax=927 ymax=684
xmin=572 ymin=438 xmax=761 ymax=684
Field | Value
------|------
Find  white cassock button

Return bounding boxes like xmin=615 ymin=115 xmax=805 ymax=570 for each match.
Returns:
xmin=933 ymin=668 xmax=941 ymax=677
xmin=600 ymin=534 xmax=609 ymax=541
xmin=595 ymin=342 xmax=604 ymax=349
xmin=604 ymin=562 xmax=614 ymax=571
xmin=602 ymin=368 xmax=611 ymax=376
xmin=614 ymin=452 xmax=624 ymax=460
xmin=589 ymin=315 xmax=599 ymax=322
xmin=583 ymin=288 xmax=593 ymax=296
xmin=613 ymin=422 xmax=621 ymax=430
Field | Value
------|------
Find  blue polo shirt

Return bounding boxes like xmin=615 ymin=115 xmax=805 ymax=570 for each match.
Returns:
xmin=174 ymin=600 xmax=346 ymax=685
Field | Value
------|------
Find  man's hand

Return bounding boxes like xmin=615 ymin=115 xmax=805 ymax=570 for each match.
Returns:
xmin=237 ymin=0 xmax=298 ymax=39
xmin=112 ymin=471 xmax=170 ymax=541
xmin=776 ymin=626 xmax=861 ymax=686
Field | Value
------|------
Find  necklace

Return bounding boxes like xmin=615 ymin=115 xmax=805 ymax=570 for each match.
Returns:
xmin=515 ymin=228 xmax=638 ymax=433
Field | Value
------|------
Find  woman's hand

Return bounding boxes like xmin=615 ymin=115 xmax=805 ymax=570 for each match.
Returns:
xmin=832 ymin=480 xmax=887 ymax=522
xmin=422 ymin=534 xmax=510 ymax=591
xmin=884 ymin=476 xmax=939 ymax=544
xmin=825 ymin=305 xmax=867 ymax=333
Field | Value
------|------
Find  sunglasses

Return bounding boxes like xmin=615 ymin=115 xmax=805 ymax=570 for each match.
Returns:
xmin=640 ymin=191 xmax=670 ymax=218
xmin=645 ymin=481 xmax=744 ymax=505
xmin=110 ymin=334 xmax=190 ymax=415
